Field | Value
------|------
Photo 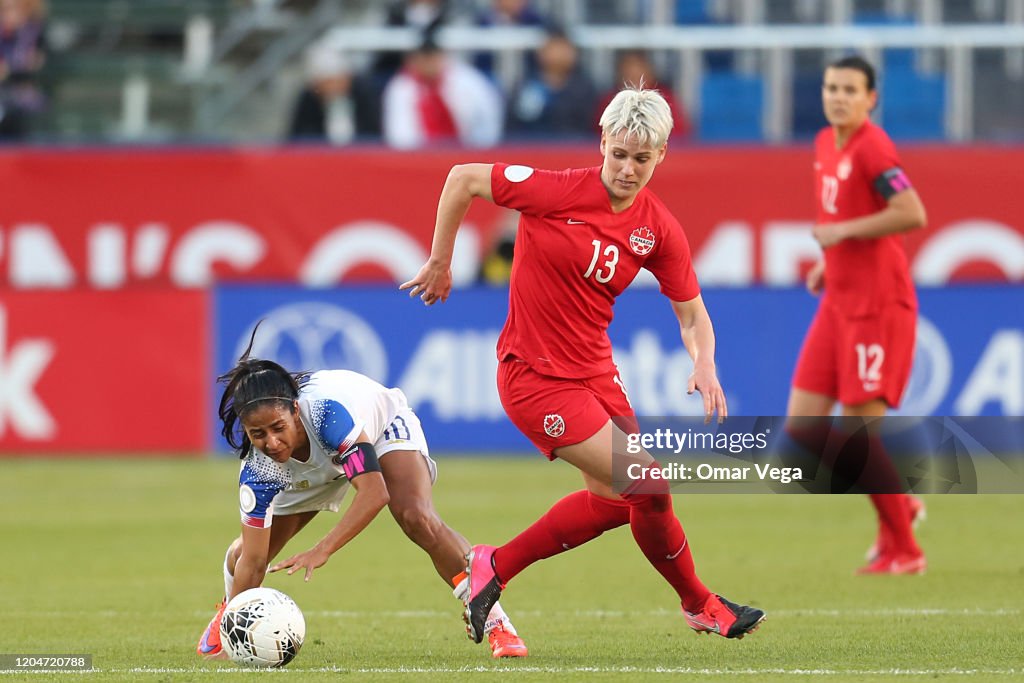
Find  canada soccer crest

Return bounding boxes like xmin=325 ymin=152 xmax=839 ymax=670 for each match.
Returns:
xmin=543 ymin=414 xmax=565 ymax=438
xmin=629 ymin=226 xmax=656 ymax=255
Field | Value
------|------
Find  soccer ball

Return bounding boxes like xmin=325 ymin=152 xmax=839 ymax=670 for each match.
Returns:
xmin=219 ymin=587 xmax=305 ymax=668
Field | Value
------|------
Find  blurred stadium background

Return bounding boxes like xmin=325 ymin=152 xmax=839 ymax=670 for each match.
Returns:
xmin=1 ymin=1 xmax=1023 ymax=679
xmin=6 ymin=0 xmax=1024 ymax=143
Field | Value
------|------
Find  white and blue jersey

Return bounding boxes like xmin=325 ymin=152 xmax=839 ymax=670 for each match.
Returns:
xmin=238 ymin=370 xmax=424 ymax=528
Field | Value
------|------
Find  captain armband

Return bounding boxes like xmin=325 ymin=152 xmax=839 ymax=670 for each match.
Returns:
xmin=336 ymin=442 xmax=382 ymax=481
xmin=873 ymin=167 xmax=913 ymax=200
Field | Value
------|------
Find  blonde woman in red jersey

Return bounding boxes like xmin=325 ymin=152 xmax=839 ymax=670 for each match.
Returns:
xmin=402 ymin=86 xmax=765 ymax=646
xmin=789 ymin=56 xmax=928 ymax=575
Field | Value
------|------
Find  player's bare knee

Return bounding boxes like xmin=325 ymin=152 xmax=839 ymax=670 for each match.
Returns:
xmin=393 ymin=503 xmax=441 ymax=544
xmin=226 ymin=537 xmax=243 ymax=569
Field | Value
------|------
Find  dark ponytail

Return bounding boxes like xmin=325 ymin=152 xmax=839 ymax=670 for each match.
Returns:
xmin=217 ymin=323 xmax=310 ymax=458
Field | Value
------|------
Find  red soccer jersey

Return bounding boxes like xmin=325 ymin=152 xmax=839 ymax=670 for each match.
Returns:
xmin=814 ymin=120 xmax=917 ymax=316
xmin=491 ymin=163 xmax=700 ymax=379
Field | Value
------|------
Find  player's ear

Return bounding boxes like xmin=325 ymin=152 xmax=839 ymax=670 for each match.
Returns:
xmin=657 ymin=144 xmax=667 ymax=164
xmin=868 ymin=89 xmax=879 ymax=112
xmin=599 ymin=133 xmax=607 ymax=155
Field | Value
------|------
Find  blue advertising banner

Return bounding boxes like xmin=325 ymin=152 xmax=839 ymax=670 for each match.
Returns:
xmin=213 ymin=285 xmax=1023 ymax=453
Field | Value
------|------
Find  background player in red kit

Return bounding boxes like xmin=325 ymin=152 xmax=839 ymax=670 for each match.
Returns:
xmin=789 ymin=56 xmax=928 ymax=575
xmin=402 ymin=86 xmax=765 ymax=645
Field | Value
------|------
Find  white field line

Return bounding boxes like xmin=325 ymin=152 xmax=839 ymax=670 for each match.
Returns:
xmin=2 ymin=666 xmax=1021 ymax=676
xmin=9 ymin=607 xmax=1021 ymax=619
xmin=304 ymin=607 xmax=1022 ymax=619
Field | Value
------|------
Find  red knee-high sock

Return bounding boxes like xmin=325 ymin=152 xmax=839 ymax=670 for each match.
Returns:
xmin=621 ymin=489 xmax=711 ymax=612
xmin=870 ymin=494 xmax=921 ymax=556
xmin=492 ymin=490 xmax=630 ymax=584
xmin=863 ymin=432 xmax=920 ymax=556
xmin=861 ymin=433 xmax=907 ymax=494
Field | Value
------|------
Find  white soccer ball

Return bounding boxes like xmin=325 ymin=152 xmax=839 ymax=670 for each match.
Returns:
xmin=219 ymin=587 xmax=305 ymax=668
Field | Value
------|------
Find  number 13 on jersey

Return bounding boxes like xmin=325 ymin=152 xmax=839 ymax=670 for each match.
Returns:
xmin=584 ymin=239 xmax=619 ymax=283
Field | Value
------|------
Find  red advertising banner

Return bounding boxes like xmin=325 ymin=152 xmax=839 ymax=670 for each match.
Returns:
xmin=0 ymin=146 xmax=1021 ymax=289
xmin=0 ymin=290 xmax=209 ymax=453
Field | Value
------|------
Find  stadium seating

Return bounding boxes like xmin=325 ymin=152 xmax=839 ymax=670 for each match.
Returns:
xmin=791 ymin=72 xmax=827 ymax=140
xmin=20 ymin=0 xmax=1024 ymax=143
xmin=699 ymin=73 xmax=764 ymax=142
xmin=674 ymin=0 xmax=713 ymax=25
xmin=881 ymin=68 xmax=947 ymax=141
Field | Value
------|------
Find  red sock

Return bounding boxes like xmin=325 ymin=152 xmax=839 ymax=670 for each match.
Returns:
xmin=870 ymin=493 xmax=922 ymax=556
xmin=784 ymin=417 xmax=832 ymax=453
xmin=493 ymin=490 xmax=630 ymax=584
xmin=862 ymin=434 xmax=907 ymax=494
xmin=621 ymin=489 xmax=711 ymax=612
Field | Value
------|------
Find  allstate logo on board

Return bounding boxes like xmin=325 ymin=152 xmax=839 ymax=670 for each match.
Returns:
xmin=235 ymin=302 xmax=388 ymax=381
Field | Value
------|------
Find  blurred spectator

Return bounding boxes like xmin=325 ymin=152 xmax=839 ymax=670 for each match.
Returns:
xmin=506 ymin=28 xmax=596 ymax=140
xmin=288 ymin=47 xmax=380 ymax=144
xmin=597 ymin=50 xmax=691 ymax=140
xmin=372 ymin=0 xmax=450 ymax=85
xmin=382 ymin=33 xmax=503 ymax=149
xmin=473 ymin=0 xmax=548 ymax=77
xmin=476 ymin=0 xmax=546 ymax=27
xmin=0 ymin=0 xmax=46 ymax=140
xmin=386 ymin=0 xmax=448 ymax=28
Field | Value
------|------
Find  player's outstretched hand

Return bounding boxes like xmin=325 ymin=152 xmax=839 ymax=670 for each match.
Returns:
xmin=269 ymin=547 xmax=330 ymax=582
xmin=687 ymin=364 xmax=728 ymax=424
xmin=400 ymin=260 xmax=452 ymax=306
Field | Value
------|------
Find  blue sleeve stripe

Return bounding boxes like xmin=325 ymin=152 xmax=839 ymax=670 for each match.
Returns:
xmin=240 ymin=480 xmax=283 ymax=521
xmin=315 ymin=399 xmax=360 ymax=450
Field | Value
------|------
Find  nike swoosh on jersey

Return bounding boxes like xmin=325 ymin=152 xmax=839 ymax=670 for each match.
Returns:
xmin=566 ymin=218 xmax=586 ymax=224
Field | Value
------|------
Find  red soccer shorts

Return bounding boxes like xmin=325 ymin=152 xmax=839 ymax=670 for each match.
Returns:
xmin=497 ymin=358 xmax=636 ymax=459
xmin=792 ymin=301 xmax=917 ymax=409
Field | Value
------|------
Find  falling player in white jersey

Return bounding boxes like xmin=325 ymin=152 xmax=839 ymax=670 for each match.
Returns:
xmin=197 ymin=328 xmax=527 ymax=659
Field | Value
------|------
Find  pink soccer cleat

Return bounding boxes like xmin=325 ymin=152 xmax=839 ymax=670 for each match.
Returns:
xmin=462 ymin=545 xmax=505 ymax=644
xmin=196 ymin=600 xmax=227 ymax=658
xmin=487 ymin=622 xmax=528 ymax=658
xmin=857 ymin=551 xmax=927 ymax=576
xmin=682 ymin=594 xmax=766 ymax=639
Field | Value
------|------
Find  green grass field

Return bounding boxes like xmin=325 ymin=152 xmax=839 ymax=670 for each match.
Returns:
xmin=2 ymin=456 xmax=1022 ymax=682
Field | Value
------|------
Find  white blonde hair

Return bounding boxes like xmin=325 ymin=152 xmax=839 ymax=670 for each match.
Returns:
xmin=599 ymin=86 xmax=673 ymax=149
